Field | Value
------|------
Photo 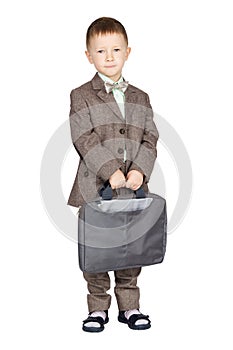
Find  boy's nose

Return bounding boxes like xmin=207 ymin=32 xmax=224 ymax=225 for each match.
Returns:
xmin=106 ymin=52 xmax=114 ymax=61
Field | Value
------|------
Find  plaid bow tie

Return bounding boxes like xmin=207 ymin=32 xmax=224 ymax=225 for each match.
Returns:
xmin=104 ymin=80 xmax=129 ymax=93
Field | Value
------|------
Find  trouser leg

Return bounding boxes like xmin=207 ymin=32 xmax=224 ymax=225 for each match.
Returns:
xmin=114 ymin=267 xmax=142 ymax=311
xmin=83 ymin=272 xmax=111 ymax=313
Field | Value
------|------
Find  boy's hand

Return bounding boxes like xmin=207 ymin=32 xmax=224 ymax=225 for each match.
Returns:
xmin=109 ymin=169 xmax=126 ymax=189
xmin=126 ymin=170 xmax=143 ymax=191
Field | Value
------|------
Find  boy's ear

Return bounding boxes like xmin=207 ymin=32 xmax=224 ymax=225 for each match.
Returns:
xmin=125 ymin=47 xmax=131 ymax=60
xmin=85 ymin=50 xmax=93 ymax=64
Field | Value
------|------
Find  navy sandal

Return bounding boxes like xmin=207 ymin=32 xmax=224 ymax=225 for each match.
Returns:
xmin=82 ymin=311 xmax=109 ymax=333
xmin=118 ymin=311 xmax=151 ymax=330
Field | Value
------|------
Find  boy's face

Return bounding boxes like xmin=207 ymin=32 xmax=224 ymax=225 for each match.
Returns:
xmin=85 ymin=33 xmax=131 ymax=82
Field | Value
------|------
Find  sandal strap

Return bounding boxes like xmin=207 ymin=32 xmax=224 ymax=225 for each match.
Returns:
xmin=128 ymin=314 xmax=151 ymax=327
xmin=83 ymin=316 xmax=105 ymax=326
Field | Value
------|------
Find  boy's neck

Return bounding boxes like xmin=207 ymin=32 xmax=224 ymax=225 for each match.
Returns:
xmin=98 ymin=72 xmax=123 ymax=84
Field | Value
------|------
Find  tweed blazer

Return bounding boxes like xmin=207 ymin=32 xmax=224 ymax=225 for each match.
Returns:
xmin=68 ymin=73 xmax=159 ymax=207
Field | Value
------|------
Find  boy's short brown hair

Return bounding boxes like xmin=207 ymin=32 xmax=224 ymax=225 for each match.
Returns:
xmin=86 ymin=17 xmax=128 ymax=48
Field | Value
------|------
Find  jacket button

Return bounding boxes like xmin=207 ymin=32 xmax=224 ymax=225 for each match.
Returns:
xmin=119 ymin=128 xmax=125 ymax=134
xmin=118 ymin=148 xmax=124 ymax=154
xmin=84 ymin=171 xmax=89 ymax=177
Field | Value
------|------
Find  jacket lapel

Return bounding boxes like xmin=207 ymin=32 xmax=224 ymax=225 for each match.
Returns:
xmin=124 ymin=86 xmax=137 ymax=122
xmin=91 ymin=73 xmax=138 ymax=121
xmin=97 ymin=90 xmax=124 ymax=120
xmin=92 ymin=73 xmax=125 ymax=120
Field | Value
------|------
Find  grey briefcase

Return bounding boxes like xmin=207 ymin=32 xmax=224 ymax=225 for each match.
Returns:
xmin=78 ymin=185 xmax=167 ymax=273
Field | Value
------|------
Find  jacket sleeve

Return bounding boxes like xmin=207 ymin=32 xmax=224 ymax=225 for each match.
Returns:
xmin=69 ymin=88 xmax=124 ymax=182
xmin=128 ymin=94 xmax=159 ymax=183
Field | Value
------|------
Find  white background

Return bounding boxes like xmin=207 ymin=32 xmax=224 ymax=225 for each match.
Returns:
xmin=1 ymin=0 xmax=233 ymax=348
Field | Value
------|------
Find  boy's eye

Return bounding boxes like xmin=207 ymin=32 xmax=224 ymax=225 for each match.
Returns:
xmin=97 ymin=50 xmax=104 ymax=54
xmin=114 ymin=48 xmax=120 ymax=52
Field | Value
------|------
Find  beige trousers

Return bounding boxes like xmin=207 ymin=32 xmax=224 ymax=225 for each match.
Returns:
xmin=83 ymin=267 xmax=142 ymax=313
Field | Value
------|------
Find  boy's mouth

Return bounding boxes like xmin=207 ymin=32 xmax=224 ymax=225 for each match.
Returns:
xmin=105 ymin=65 xmax=116 ymax=68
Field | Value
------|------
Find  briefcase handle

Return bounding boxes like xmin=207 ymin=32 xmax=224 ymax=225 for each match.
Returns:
xmin=100 ymin=182 xmax=146 ymax=200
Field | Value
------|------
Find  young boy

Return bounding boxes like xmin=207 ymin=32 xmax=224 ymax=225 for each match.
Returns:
xmin=68 ymin=17 xmax=159 ymax=332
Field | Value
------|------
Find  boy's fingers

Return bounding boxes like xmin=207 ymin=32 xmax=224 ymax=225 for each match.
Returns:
xmin=115 ymin=180 xmax=126 ymax=189
xmin=126 ymin=180 xmax=142 ymax=191
xmin=110 ymin=179 xmax=126 ymax=189
xmin=126 ymin=180 xmax=133 ymax=189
